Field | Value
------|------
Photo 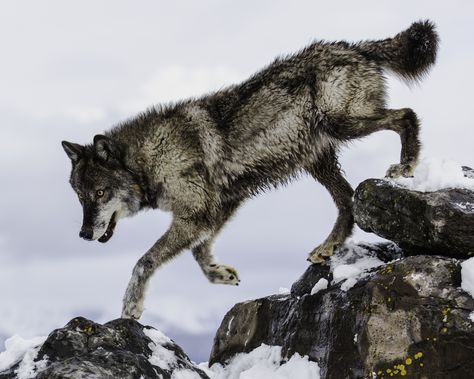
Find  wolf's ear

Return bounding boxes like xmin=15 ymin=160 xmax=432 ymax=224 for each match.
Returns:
xmin=62 ymin=141 xmax=84 ymax=163
xmin=93 ymin=134 xmax=121 ymax=162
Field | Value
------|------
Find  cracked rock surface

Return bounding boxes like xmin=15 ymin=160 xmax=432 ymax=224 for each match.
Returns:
xmin=210 ymin=246 xmax=474 ymax=379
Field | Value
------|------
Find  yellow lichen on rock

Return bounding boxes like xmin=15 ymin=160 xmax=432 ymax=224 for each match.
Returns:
xmin=414 ymin=352 xmax=423 ymax=359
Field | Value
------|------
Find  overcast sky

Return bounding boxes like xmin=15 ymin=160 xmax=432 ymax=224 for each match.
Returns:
xmin=1 ymin=0 xmax=473 ymax=362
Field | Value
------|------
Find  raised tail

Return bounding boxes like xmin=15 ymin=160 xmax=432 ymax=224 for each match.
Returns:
xmin=355 ymin=20 xmax=439 ymax=81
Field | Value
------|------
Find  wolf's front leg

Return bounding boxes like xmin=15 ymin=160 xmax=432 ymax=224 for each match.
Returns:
xmin=121 ymin=218 xmax=209 ymax=319
xmin=192 ymin=239 xmax=240 ymax=286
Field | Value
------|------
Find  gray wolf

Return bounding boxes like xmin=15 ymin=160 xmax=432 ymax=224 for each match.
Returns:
xmin=62 ymin=21 xmax=438 ymax=319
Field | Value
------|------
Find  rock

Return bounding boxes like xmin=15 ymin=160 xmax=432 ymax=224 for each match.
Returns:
xmin=290 ymin=261 xmax=332 ymax=297
xmin=353 ymin=177 xmax=474 ymax=259
xmin=210 ymin=245 xmax=474 ymax=379
xmin=290 ymin=242 xmax=402 ymax=297
xmin=0 ymin=317 xmax=209 ymax=379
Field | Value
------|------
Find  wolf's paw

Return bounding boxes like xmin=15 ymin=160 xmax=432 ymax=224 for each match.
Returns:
xmin=121 ymin=300 xmax=144 ymax=320
xmin=385 ymin=163 xmax=415 ymax=178
xmin=204 ymin=263 xmax=240 ymax=285
xmin=307 ymin=242 xmax=338 ymax=264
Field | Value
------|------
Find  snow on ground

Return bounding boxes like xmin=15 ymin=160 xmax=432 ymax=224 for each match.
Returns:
xmin=329 ymin=243 xmax=386 ymax=291
xmin=200 ymin=344 xmax=320 ymax=379
xmin=390 ymin=157 xmax=474 ymax=192
xmin=461 ymin=257 xmax=474 ymax=299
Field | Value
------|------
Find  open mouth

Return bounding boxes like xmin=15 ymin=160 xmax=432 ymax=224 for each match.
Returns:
xmin=98 ymin=212 xmax=117 ymax=243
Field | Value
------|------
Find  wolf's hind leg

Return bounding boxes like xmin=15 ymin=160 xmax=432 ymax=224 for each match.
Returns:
xmin=306 ymin=151 xmax=354 ymax=264
xmin=383 ymin=109 xmax=421 ymax=178
xmin=337 ymin=109 xmax=421 ymax=178
xmin=192 ymin=240 xmax=240 ymax=286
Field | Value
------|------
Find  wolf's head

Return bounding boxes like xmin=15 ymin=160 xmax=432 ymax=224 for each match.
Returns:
xmin=62 ymin=135 xmax=143 ymax=243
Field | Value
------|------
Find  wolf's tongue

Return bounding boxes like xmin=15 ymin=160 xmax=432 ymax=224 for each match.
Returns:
xmin=98 ymin=212 xmax=117 ymax=243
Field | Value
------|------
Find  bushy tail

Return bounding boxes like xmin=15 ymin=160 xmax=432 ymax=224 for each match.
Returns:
xmin=356 ymin=20 xmax=439 ymax=81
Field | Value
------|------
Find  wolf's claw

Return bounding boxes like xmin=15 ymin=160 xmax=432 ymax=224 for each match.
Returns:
xmin=204 ymin=263 xmax=240 ymax=285
xmin=121 ymin=304 xmax=143 ymax=320
xmin=121 ymin=309 xmax=142 ymax=320
xmin=308 ymin=242 xmax=338 ymax=264
xmin=385 ymin=163 xmax=415 ymax=178
xmin=121 ymin=294 xmax=145 ymax=320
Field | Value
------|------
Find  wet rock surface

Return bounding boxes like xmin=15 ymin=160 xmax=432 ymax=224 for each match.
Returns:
xmin=0 ymin=317 xmax=209 ymax=379
xmin=353 ymin=170 xmax=474 ymax=259
xmin=210 ymin=246 xmax=474 ymax=379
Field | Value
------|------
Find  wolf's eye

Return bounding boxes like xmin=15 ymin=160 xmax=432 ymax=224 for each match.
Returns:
xmin=96 ymin=189 xmax=104 ymax=197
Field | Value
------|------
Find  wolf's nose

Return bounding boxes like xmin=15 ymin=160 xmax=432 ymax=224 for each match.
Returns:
xmin=79 ymin=227 xmax=93 ymax=240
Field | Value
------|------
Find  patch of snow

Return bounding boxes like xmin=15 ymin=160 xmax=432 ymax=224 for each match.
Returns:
xmin=330 ymin=243 xmax=385 ymax=291
xmin=461 ymin=257 xmax=474 ymax=299
xmin=278 ymin=287 xmax=290 ymax=295
xmin=201 ymin=344 xmax=320 ymax=379
xmin=143 ymin=327 xmax=177 ymax=370
xmin=469 ymin=312 xmax=474 ymax=323
xmin=310 ymin=279 xmax=328 ymax=295
xmin=15 ymin=350 xmax=48 ymax=379
xmin=453 ymin=202 xmax=474 ymax=212
xmin=0 ymin=335 xmax=46 ymax=374
xmin=340 ymin=277 xmax=359 ymax=291
xmin=390 ymin=157 xmax=474 ymax=192
xmin=353 ymin=333 xmax=358 ymax=343
xmin=171 ymin=368 xmax=202 ymax=379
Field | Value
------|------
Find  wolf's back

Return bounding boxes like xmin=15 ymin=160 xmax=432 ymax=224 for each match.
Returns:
xmin=355 ymin=20 xmax=439 ymax=81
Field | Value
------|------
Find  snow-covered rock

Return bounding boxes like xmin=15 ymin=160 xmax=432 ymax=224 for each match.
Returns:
xmin=0 ymin=317 xmax=209 ymax=379
xmin=0 ymin=336 xmax=47 ymax=379
xmin=0 ymin=318 xmax=320 ymax=379
xmin=390 ymin=158 xmax=474 ymax=192
xmin=210 ymin=244 xmax=474 ymax=379
xmin=353 ymin=164 xmax=474 ymax=259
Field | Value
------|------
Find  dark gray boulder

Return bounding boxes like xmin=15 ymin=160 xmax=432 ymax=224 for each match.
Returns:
xmin=353 ymin=169 xmax=474 ymax=259
xmin=0 ymin=317 xmax=209 ymax=379
xmin=210 ymin=245 xmax=474 ymax=379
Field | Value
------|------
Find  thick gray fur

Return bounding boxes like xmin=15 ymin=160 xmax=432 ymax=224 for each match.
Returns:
xmin=62 ymin=21 xmax=438 ymax=319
